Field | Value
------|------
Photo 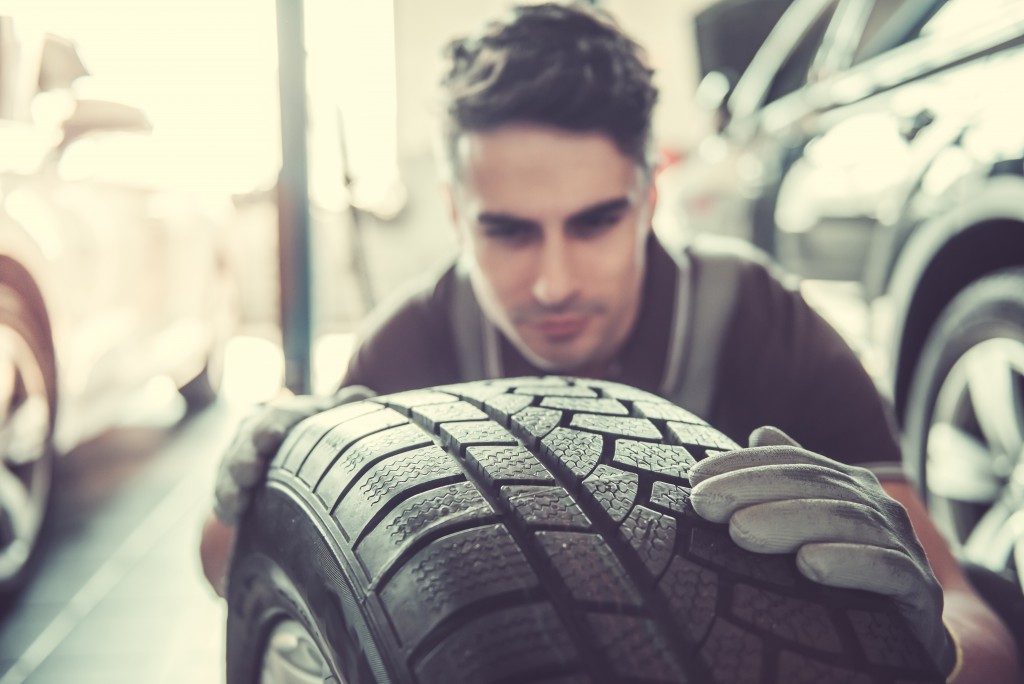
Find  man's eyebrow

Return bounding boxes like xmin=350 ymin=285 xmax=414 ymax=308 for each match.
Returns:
xmin=566 ymin=197 xmax=631 ymax=223
xmin=477 ymin=211 xmax=537 ymax=227
xmin=476 ymin=197 xmax=631 ymax=226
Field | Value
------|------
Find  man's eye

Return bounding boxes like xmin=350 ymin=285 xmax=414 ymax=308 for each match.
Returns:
xmin=483 ymin=224 xmax=536 ymax=244
xmin=570 ymin=214 xmax=621 ymax=238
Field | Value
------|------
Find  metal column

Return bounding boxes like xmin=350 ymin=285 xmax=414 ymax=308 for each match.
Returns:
xmin=275 ymin=0 xmax=313 ymax=394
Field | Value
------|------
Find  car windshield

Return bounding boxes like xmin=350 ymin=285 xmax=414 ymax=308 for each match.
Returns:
xmin=919 ymin=0 xmax=1021 ymax=38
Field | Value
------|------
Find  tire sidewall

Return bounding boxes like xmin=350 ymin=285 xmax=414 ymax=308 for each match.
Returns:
xmin=227 ymin=551 xmax=338 ymax=683
xmin=228 ymin=483 xmax=391 ymax=684
xmin=903 ymin=269 xmax=1024 ymax=502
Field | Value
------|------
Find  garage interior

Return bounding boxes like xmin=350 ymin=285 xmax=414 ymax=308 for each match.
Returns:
xmin=0 ymin=0 xmax=1022 ymax=682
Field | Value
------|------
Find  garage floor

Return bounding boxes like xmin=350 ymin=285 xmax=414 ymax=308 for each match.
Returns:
xmin=0 ymin=395 xmax=237 ymax=684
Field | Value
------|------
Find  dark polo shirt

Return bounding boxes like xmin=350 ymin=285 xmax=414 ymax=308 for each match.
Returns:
xmin=340 ymin=237 xmax=902 ymax=469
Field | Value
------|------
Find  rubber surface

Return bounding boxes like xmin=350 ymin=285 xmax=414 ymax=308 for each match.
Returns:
xmin=228 ymin=377 xmax=942 ymax=683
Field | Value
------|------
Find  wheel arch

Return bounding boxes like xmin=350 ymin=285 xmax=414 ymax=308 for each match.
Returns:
xmin=889 ymin=177 xmax=1024 ymax=425
xmin=0 ymin=256 xmax=58 ymax=414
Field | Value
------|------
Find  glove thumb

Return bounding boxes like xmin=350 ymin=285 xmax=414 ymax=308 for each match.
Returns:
xmin=748 ymin=425 xmax=802 ymax=449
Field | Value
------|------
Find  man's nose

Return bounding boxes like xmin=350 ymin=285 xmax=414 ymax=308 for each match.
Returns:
xmin=531 ymin=235 xmax=575 ymax=306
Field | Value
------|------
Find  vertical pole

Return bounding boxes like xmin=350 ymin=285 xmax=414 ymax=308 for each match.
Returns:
xmin=276 ymin=0 xmax=313 ymax=394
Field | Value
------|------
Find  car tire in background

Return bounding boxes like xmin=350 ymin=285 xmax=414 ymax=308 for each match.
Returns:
xmin=0 ymin=281 xmax=57 ymax=602
xmin=228 ymin=377 xmax=943 ymax=683
xmin=903 ymin=268 xmax=1024 ymax=580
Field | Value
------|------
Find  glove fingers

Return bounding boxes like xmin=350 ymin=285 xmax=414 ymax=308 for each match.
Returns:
xmin=796 ymin=543 xmax=952 ymax=673
xmin=729 ymin=498 xmax=899 ymax=553
xmin=689 ymin=445 xmax=841 ymax=485
xmin=212 ymin=471 xmax=250 ymax=525
xmin=213 ymin=392 xmax=359 ymax=527
xmin=227 ymin=439 xmax=266 ymax=487
xmin=748 ymin=425 xmax=802 ymax=449
xmin=690 ymin=465 xmax=868 ymax=523
xmin=238 ymin=391 xmax=376 ymax=481
xmin=795 ymin=542 xmax=921 ymax=596
xmin=252 ymin=422 xmax=289 ymax=455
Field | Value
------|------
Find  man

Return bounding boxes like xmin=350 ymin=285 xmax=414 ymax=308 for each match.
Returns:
xmin=201 ymin=3 xmax=1018 ymax=681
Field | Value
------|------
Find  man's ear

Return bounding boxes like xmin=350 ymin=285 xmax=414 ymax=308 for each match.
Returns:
xmin=637 ymin=174 xmax=658 ymax=239
xmin=646 ymin=176 xmax=659 ymax=218
xmin=442 ymin=183 xmax=464 ymax=246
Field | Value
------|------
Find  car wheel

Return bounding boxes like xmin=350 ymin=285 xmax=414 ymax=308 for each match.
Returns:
xmin=0 ymin=283 xmax=56 ymax=600
xmin=904 ymin=267 xmax=1024 ymax=576
xmin=228 ymin=377 xmax=943 ymax=683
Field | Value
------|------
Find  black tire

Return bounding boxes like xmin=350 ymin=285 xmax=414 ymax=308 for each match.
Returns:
xmin=0 ymin=282 xmax=57 ymax=601
xmin=228 ymin=377 xmax=942 ymax=683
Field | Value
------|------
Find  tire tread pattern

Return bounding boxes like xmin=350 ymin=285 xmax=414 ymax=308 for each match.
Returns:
xmin=265 ymin=377 xmax=942 ymax=683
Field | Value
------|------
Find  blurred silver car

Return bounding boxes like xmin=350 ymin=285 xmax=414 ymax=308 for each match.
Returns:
xmin=681 ymin=0 xmax=1024 ymax=595
xmin=0 ymin=20 xmax=235 ymax=595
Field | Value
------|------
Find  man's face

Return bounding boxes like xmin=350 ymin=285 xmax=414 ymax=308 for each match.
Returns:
xmin=449 ymin=124 xmax=655 ymax=374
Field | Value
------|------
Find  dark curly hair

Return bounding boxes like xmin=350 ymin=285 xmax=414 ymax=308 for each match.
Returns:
xmin=439 ymin=2 xmax=658 ymax=178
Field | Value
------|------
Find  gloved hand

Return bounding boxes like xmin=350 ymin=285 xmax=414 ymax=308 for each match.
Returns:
xmin=212 ymin=385 xmax=375 ymax=525
xmin=688 ymin=426 xmax=956 ymax=677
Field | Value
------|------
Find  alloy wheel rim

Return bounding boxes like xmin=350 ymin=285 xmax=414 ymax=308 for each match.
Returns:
xmin=0 ymin=323 xmax=52 ymax=583
xmin=925 ymin=336 xmax=1024 ymax=573
xmin=260 ymin=619 xmax=339 ymax=684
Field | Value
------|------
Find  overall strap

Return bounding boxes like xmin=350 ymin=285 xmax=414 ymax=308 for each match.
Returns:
xmin=658 ymin=247 xmax=691 ymax=399
xmin=449 ymin=260 xmax=502 ymax=382
xmin=662 ymin=243 xmax=747 ymax=418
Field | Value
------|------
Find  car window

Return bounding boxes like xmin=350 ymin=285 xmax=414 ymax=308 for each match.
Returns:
xmin=694 ymin=0 xmax=793 ymax=84
xmin=850 ymin=0 xmax=946 ymax=65
xmin=918 ymin=0 xmax=1019 ymax=38
xmin=765 ymin=1 xmax=839 ymax=103
xmin=850 ymin=0 xmax=910 ymax=63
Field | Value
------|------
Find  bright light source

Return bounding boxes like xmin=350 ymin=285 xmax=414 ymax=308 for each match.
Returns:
xmin=313 ymin=333 xmax=356 ymax=396
xmin=305 ymin=0 xmax=400 ymax=214
xmin=4 ymin=0 xmax=281 ymax=195
xmin=221 ymin=335 xmax=285 ymax=406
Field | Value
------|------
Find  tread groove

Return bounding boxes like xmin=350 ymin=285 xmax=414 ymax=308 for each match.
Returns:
xmin=404 ymin=591 xmax=549 ymax=666
xmin=365 ymin=518 xmax=500 ymax=592
xmin=408 ymin=389 xmax=623 ymax=684
xmin=485 ymin=392 xmax=703 ymax=680
xmin=344 ymin=473 xmax=466 ymax=547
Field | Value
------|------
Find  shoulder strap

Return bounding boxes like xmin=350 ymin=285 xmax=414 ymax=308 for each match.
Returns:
xmin=663 ymin=240 xmax=750 ymax=417
xmin=658 ymin=247 xmax=691 ymax=398
xmin=449 ymin=260 xmax=502 ymax=382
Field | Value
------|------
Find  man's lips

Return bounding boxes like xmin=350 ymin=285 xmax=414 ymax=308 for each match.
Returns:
xmin=531 ymin=315 xmax=588 ymax=340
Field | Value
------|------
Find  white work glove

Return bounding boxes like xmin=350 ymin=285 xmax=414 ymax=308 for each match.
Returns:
xmin=212 ymin=385 xmax=375 ymax=525
xmin=689 ymin=426 xmax=956 ymax=677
